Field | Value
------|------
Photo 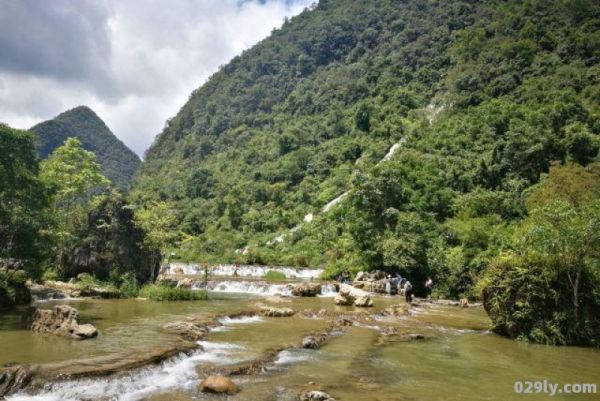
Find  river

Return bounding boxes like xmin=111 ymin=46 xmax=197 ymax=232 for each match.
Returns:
xmin=0 ymin=283 xmax=598 ymax=401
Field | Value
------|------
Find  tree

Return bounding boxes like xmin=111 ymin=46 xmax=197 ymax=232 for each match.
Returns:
xmin=134 ymin=202 xmax=178 ymax=281
xmin=40 ymin=137 xmax=111 ymax=273
xmin=482 ymin=163 xmax=600 ymax=346
xmin=0 ymin=124 xmax=49 ymax=276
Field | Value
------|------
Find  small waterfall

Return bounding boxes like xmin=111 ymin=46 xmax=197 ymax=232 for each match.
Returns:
xmin=6 ymin=341 xmax=248 ymax=401
xmin=319 ymin=283 xmax=338 ymax=297
xmin=207 ymin=280 xmax=295 ymax=297
xmin=168 ymin=263 xmax=323 ymax=280
xmin=199 ymin=279 xmax=338 ymax=297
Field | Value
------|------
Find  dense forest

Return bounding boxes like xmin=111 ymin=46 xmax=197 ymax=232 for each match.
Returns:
xmin=132 ymin=0 xmax=600 ymax=345
xmin=31 ymin=106 xmax=141 ymax=190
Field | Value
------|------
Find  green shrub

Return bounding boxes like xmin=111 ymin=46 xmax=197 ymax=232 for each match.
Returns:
xmin=482 ymin=254 xmax=600 ymax=347
xmin=263 ymin=270 xmax=287 ymax=281
xmin=119 ymin=272 xmax=140 ymax=298
xmin=0 ymin=270 xmax=31 ymax=307
xmin=139 ymin=284 xmax=207 ymax=301
xmin=41 ymin=268 xmax=59 ymax=282
xmin=75 ymin=273 xmax=121 ymax=298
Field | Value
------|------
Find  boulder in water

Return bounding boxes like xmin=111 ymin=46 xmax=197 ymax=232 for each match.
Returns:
xmin=334 ymin=284 xmax=373 ymax=307
xmin=162 ymin=321 xmax=208 ymax=341
xmin=199 ymin=375 xmax=239 ymax=394
xmin=27 ymin=305 xmax=98 ymax=340
xmin=300 ymin=390 xmax=337 ymax=401
xmin=177 ymin=278 xmax=198 ymax=288
xmin=255 ymin=303 xmax=295 ymax=317
xmin=291 ymin=282 xmax=322 ymax=297
xmin=301 ymin=331 xmax=329 ymax=349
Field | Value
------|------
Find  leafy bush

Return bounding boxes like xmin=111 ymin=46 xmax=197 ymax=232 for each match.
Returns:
xmin=139 ymin=284 xmax=207 ymax=301
xmin=75 ymin=273 xmax=121 ymax=298
xmin=118 ymin=272 xmax=141 ymax=298
xmin=263 ymin=270 xmax=287 ymax=281
xmin=0 ymin=270 xmax=31 ymax=307
xmin=482 ymin=164 xmax=600 ymax=346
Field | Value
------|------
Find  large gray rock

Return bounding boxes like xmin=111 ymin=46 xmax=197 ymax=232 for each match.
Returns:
xmin=291 ymin=282 xmax=322 ymax=297
xmin=28 ymin=305 xmax=98 ymax=340
xmin=334 ymin=284 xmax=373 ymax=307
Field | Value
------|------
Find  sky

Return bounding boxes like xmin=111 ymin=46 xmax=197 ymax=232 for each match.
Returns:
xmin=0 ymin=0 xmax=312 ymax=157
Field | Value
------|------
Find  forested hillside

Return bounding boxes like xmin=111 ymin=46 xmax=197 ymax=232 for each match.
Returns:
xmin=31 ymin=106 xmax=141 ymax=189
xmin=135 ymin=0 xmax=598 ymax=263
xmin=133 ymin=0 xmax=600 ymax=344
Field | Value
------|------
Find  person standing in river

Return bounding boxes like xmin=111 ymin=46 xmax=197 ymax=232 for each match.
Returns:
xmin=404 ymin=280 xmax=413 ymax=303
xmin=425 ymin=277 xmax=433 ymax=299
xmin=203 ymin=261 xmax=210 ymax=288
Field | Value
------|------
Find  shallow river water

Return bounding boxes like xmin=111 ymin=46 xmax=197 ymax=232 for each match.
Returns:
xmin=1 ymin=292 xmax=598 ymax=401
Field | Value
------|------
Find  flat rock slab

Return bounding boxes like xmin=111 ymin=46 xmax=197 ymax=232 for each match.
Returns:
xmin=0 ymin=342 xmax=199 ymax=397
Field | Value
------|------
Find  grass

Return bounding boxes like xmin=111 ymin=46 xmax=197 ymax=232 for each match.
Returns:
xmin=139 ymin=284 xmax=208 ymax=301
xmin=263 ymin=270 xmax=287 ymax=282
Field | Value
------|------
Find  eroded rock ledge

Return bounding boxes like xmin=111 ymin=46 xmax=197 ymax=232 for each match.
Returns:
xmin=26 ymin=305 xmax=98 ymax=340
xmin=0 ymin=342 xmax=198 ymax=397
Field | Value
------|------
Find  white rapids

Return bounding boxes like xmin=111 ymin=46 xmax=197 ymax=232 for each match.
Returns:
xmin=167 ymin=263 xmax=323 ymax=280
xmin=6 ymin=341 xmax=248 ymax=401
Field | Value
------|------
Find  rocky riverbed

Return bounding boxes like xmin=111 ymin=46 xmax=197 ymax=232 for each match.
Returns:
xmin=0 ymin=280 xmax=598 ymax=401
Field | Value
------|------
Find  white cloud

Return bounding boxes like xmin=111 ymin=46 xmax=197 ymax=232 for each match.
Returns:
xmin=0 ymin=0 xmax=311 ymax=157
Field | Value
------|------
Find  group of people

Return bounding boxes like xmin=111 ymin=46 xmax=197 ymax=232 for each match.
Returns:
xmin=388 ymin=274 xmax=434 ymax=302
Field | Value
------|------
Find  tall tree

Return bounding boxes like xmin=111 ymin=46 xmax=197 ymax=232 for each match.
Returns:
xmin=0 ymin=124 xmax=49 ymax=276
xmin=40 ymin=137 xmax=111 ymax=273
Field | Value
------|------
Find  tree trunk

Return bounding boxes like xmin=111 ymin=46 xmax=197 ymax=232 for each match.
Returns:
xmin=573 ymin=270 xmax=581 ymax=323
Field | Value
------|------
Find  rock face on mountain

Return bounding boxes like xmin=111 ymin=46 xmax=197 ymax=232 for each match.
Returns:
xmin=27 ymin=305 xmax=98 ymax=340
xmin=30 ymin=106 xmax=140 ymax=189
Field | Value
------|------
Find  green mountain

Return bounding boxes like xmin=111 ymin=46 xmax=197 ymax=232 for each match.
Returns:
xmin=133 ymin=0 xmax=599 ymax=277
xmin=30 ymin=106 xmax=141 ymax=189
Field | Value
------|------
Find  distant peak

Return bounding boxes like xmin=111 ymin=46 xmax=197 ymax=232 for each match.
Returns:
xmin=58 ymin=105 xmax=98 ymax=119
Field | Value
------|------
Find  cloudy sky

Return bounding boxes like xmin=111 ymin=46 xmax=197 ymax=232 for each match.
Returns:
xmin=0 ymin=0 xmax=312 ymax=157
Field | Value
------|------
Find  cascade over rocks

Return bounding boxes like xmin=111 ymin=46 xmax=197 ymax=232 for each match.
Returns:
xmin=199 ymin=375 xmax=239 ymax=394
xmin=334 ymin=284 xmax=373 ymax=307
xmin=0 ymin=343 xmax=199 ymax=397
xmin=292 ymin=282 xmax=322 ymax=297
xmin=26 ymin=305 xmax=98 ymax=340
